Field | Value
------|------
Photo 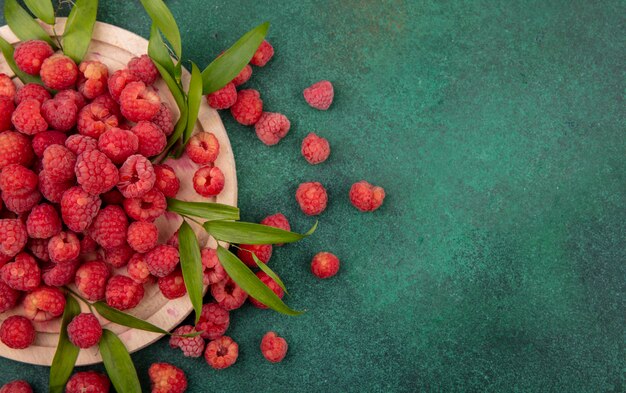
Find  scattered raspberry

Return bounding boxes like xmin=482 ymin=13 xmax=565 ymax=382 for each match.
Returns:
xmin=120 ymin=81 xmax=161 ymax=122
xmin=349 ymin=181 xmax=385 ymax=212
xmin=55 ymin=89 xmax=86 ymax=111
xmin=301 ymin=133 xmax=330 ymax=164
xmin=206 ymin=82 xmax=237 ymax=109
xmin=0 ymin=253 xmax=40 ymax=291
xmin=96 ymin=128 xmax=138 ymax=166
xmin=117 ymin=154 xmax=155 ymax=198
xmin=40 ymin=54 xmax=78 ymax=90
xmin=0 ymin=316 xmax=35 ymax=349
xmin=237 ymin=243 xmax=272 ymax=267
xmin=75 ymin=260 xmax=110 ymax=301
xmin=295 ymin=182 xmax=328 ymax=215
xmin=185 ymin=132 xmax=220 ymax=164
xmin=77 ymin=61 xmax=109 ymax=99
xmin=60 ymin=186 xmax=102 ymax=232
xmin=196 ymin=302 xmax=229 ymax=340
xmin=311 ymin=251 xmax=340 ymax=278
xmin=170 ymin=325 xmax=205 ymax=358
xmin=14 ymin=40 xmax=53 ymax=75
xmin=0 ymin=164 xmax=38 ymax=197
xmin=78 ymin=234 xmax=97 ymax=254
xmin=32 ymin=131 xmax=67 ymax=158
xmin=204 ymin=336 xmax=239 ymax=369
xmin=260 ymin=331 xmax=288 ymax=363
xmin=48 ymin=231 xmax=80 ymax=264
xmin=151 ymin=103 xmax=174 ymax=136
xmin=38 ymin=171 xmax=72 ymax=203
xmin=158 ymin=268 xmax=186 ymax=299
xmin=2 ymin=190 xmax=41 ymax=214
xmin=127 ymin=54 xmax=158 ymax=85
xmin=42 ymin=259 xmax=78 ymax=287
xmin=15 ymin=83 xmax=50 ymax=105
xmin=255 ymin=112 xmax=291 ymax=146
xmin=91 ymin=92 xmax=121 ymax=117
xmin=249 ymin=271 xmax=284 ymax=309
xmin=28 ymin=238 xmax=49 ymax=262
xmin=0 ymin=131 xmax=33 ymax=170
xmin=65 ymin=134 xmax=97 ymax=155
xmin=149 ymin=362 xmax=187 ymax=393
xmin=201 ymin=248 xmax=226 ymax=285
xmin=0 ymin=97 xmax=14 ymax=131
xmin=23 ymin=285 xmax=66 ymax=321
xmin=77 ymin=102 xmax=119 ymax=139
xmin=11 ymin=98 xmax=47 ymax=135
xmin=26 ymin=203 xmax=61 ymax=238
xmin=193 ymin=166 xmax=225 ymax=197
xmin=0 ymin=219 xmax=27 ymax=257
xmin=0 ymin=281 xmax=20 ymax=312
xmin=104 ymin=242 xmax=134 ymax=268
xmin=105 ymin=274 xmax=144 ymax=310
xmin=65 ymin=371 xmax=110 ymax=393
xmin=260 ymin=213 xmax=290 ymax=246
xmin=67 ymin=313 xmax=102 ymax=348
xmin=250 ymin=40 xmax=274 ymax=67
xmin=0 ymin=74 xmax=16 ymax=100
xmin=126 ymin=253 xmax=151 ymax=284
xmin=107 ymin=68 xmax=139 ymax=101
xmin=230 ymin=89 xmax=263 ymax=125
xmin=127 ymin=221 xmax=158 ymax=253
xmin=231 ymin=64 xmax=252 ymax=86
xmin=41 ymin=98 xmax=78 ymax=132
xmin=153 ymin=164 xmax=180 ymax=198
xmin=131 ymin=121 xmax=166 ymax=157
xmin=42 ymin=145 xmax=77 ymax=182
xmin=75 ymin=149 xmax=119 ymax=195
xmin=303 ymin=80 xmax=334 ymax=110
xmin=211 ymin=278 xmax=248 ymax=310
xmin=88 ymin=205 xmax=128 ymax=249
xmin=145 ymin=245 xmax=179 ymax=277
xmin=0 ymin=380 xmax=32 ymax=393
xmin=123 ymin=188 xmax=166 ymax=222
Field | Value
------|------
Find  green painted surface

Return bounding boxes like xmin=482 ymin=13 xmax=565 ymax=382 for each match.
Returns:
xmin=0 ymin=0 xmax=625 ymax=391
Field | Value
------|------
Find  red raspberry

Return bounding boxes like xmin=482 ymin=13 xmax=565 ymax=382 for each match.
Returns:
xmin=149 ymin=362 xmax=187 ymax=393
xmin=48 ymin=231 xmax=80 ymax=263
xmin=77 ymin=103 xmax=118 ymax=139
xmin=42 ymin=259 xmax=78 ymax=287
xmin=128 ymin=55 xmax=158 ymax=85
xmin=77 ymin=61 xmax=108 ymax=99
xmin=0 ymin=253 xmax=40 ymax=291
xmin=237 ymin=243 xmax=272 ymax=267
xmin=104 ymin=242 xmax=134 ymax=268
xmin=78 ymin=233 xmax=97 ymax=254
xmin=107 ymin=68 xmax=138 ymax=101
xmin=97 ymin=128 xmax=139 ymax=165
xmin=126 ymin=253 xmax=151 ymax=284
xmin=0 ymin=131 xmax=33 ymax=169
xmin=201 ymin=248 xmax=226 ymax=285
xmin=26 ymin=203 xmax=61 ymax=238
xmin=158 ymin=268 xmax=186 ymax=299
xmin=185 ymin=132 xmax=220 ymax=164
xmin=250 ymin=40 xmax=274 ymax=67
xmin=41 ymin=97 xmax=78 ymax=131
xmin=28 ymin=238 xmax=49 ymax=262
xmin=38 ymin=171 xmax=72 ymax=203
xmin=67 ymin=313 xmax=102 ymax=348
xmin=40 ymin=54 xmax=78 ymax=89
xmin=0 ymin=253 xmax=9 ymax=267
xmin=14 ymin=40 xmax=53 ymax=75
xmin=0 ymin=74 xmax=16 ymax=100
xmin=249 ymin=271 xmax=283 ymax=309
xmin=206 ymin=82 xmax=237 ymax=109
xmin=127 ymin=221 xmax=158 ymax=253
xmin=42 ymin=145 xmax=77 ymax=182
xmin=211 ymin=278 xmax=248 ymax=310
xmin=123 ymin=188 xmax=166 ymax=222
xmin=100 ymin=189 xmax=124 ymax=206
xmin=255 ymin=112 xmax=291 ymax=146
xmin=2 ymin=190 xmax=41 ymax=214
xmin=166 ymin=230 xmax=179 ymax=248
xmin=91 ymin=92 xmax=120 ymax=117
xmin=303 ymin=80 xmax=334 ymax=110
xmin=15 ymin=83 xmax=50 ymax=105
xmin=260 ymin=213 xmax=290 ymax=246
xmin=11 ymin=98 xmax=47 ymax=135
xmin=131 ymin=121 xmax=166 ymax=157
xmin=0 ymin=97 xmax=14 ymax=131
xmin=0 ymin=380 xmax=32 ymax=393
xmin=105 ymin=274 xmax=144 ymax=310
xmin=145 ymin=244 xmax=179 ymax=277
xmin=88 ymin=205 xmax=128 ymax=249
xmin=311 ymin=251 xmax=339 ymax=278
xmin=153 ymin=164 xmax=180 ymax=198
xmin=55 ymin=89 xmax=86 ymax=111
xmin=260 ymin=331 xmax=288 ymax=363
xmin=60 ymin=186 xmax=102 ymax=232
xmin=0 ymin=164 xmax=38 ymax=196
xmin=65 ymin=134 xmax=97 ymax=155
xmin=0 ymin=219 xmax=27 ymax=257
xmin=75 ymin=149 xmax=119 ymax=195
xmin=120 ymin=81 xmax=161 ymax=122
xmin=231 ymin=64 xmax=252 ymax=86
xmin=75 ymin=260 xmax=110 ymax=301
xmin=117 ymin=154 xmax=155 ymax=198
xmin=230 ymin=89 xmax=263 ymax=125
xmin=170 ymin=325 xmax=205 ymax=357
xmin=65 ymin=371 xmax=110 ymax=393
xmin=296 ymin=182 xmax=328 ymax=215
xmin=204 ymin=336 xmax=238 ymax=369
xmin=196 ymin=302 xmax=229 ymax=340
xmin=151 ymin=103 xmax=174 ymax=136
xmin=301 ymin=133 xmax=330 ymax=164
xmin=193 ymin=166 xmax=225 ymax=197
xmin=349 ymin=181 xmax=385 ymax=212
xmin=0 ymin=316 xmax=35 ymax=349
xmin=0 ymin=281 xmax=20 ymax=312
xmin=23 ymin=285 xmax=66 ymax=321
xmin=32 ymin=131 xmax=67 ymax=158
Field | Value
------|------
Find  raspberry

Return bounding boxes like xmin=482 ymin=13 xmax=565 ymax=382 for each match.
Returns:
xmin=105 ymin=274 xmax=144 ymax=310
xmin=67 ymin=313 xmax=102 ymax=348
xmin=11 ymin=98 xmax=47 ymax=135
xmin=104 ymin=242 xmax=134 ymax=268
xmin=28 ymin=238 xmax=49 ymax=262
xmin=38 ymin=171 xmax=72 ymax=203
xmin=0 ymin=281 xmax=20 ymax=312
xmin=303 ymin=80 xmax=334 ymax=110
xmin=237 ymin=243 xmax=272 ymax=267
xmin=88 ymin=205 xmax=128 ymax=249
xmin=55 ymin=89 xmax=86 ymax=111
xmin=120 ymin=81 xmax=161 ymax=122
xmin=296 ymin=182 xmax=328 ymax=215
xmin=301 ymin=133 xmax=330 ymax=164
xmin=153 ymin=164 xmax=180 ymax=198
xmin=260 ymin=213 xmax=290 ymax=246
xmin=0 ymin=164 xmax=38 ymax=196
xmin=250 ymin=40 xmax=274 ymax=67
xmin=201 ymin=248 xmax=226 ymax=285
xmin=41 ymin=97 xmax=78 ymax=131
xmin=42 ymin=145 xmax=77 ymax=182
xmin=128 ymin=55 xmax=159 ymax=85
xmin=2 ymin=190 xmax=41 ymax=214
xmin=117 ymin=154 xmax=155 ymax=198
xmin=97 ymin=128 xmax=138 ymax=166
xmin=75 ymin=260 xmax=110 ymax=301
xmin=65 ymin=134 xmax=97 ymax=155
xmin=0 ymin=74 xmax=16 ymax=100
xmin=158 ymin=268 xmax=186 ymax=299
xmin=0 ymin=97 xmax=14 ymax=131
xmin=196 ymin=302 xmax=229 ymax=340
xmin=75 ymin=149 xmax=119 ymax=195
xmin=206 ymin=82 xmax=237 ymax=109
xmin=349 ymin=181 xmax=385 ymax=212
xmin=311 ymin=251 xmax=339 ymax=278
xmin=230 ymin=89 xmax=263 ymax=125
xmin=166 ymin=230 xmax=179 ymax=248
xmin=0 ymin=219 xmax=27 ymax=257
xmin=100 ymin=188 xmax=124 ymax=205
xmin=193 ymin=166 xmax=225 ymax=197
xmin=91 ymin=92 xmax=121 ymax=117
xmin=78 ymin=233 xmax=97 ymax=254
xmin=0 ymin=380 xmax=32 ymax=393
xmin=126 ymin=253 xmax=151 ymax=283
xmin=107 ymin=68 xmax=138 ymax=101
xmin=0 ymin=131 xmax=33 ymax=169
xmin=145 ymin=245 xmax=179 ymax=277
xmin=204 ymin=336 xmax=238 ymax=369
xmin=260 ymin=331 xmax=288 ymax=363
xmin=131 ymin=121 xmax=166 ymax=157
xmin=65 ymin=371 xmax=110 ymax=393
xmin=77 ymin=61 xmax=108 ymax=99
xmin=48 ymin=231 xmax=80 ymax=264
xmin=32 ymin=131 xmax=67 ymax=157
xmin=23 ymin=285 xmax=66 ymax=321
xmin=40 ymin=54 xmax=78 ymax=90
xmin=0 ymin=316 xmax=35 ymax=349
xmin=60 ymin=186 xmax=102 ymax=232
xmin=15 ymin=83 xmax=50 ymax=105
xmin=249 ymin=271 xmax=283 ymax=309
xmin=151 ymin=103 xmax=174 ymax=136
xmin=255 ymin=112 xmax=291 ymax=146
xmin=231 ymin=64 xmax=252 ymax=86
xmin=14 ymin=40 xmax=53 ymax=75
xmin=127 ymin=221 xmax=158 ymax=253
xmin=42 ymin=259 xmax=78 ymax=287
xmin=211 ymin=278 xmax=248 ymax=310
xmin=170 ymin=325 xmax=205 ymax=357
xmin=149 ymin=362 xmax=187 ymax=393
xmin=77 ymin=102 xmax=119 ymax=139
xmin=185 ymin=132 xmax=220 ymax=164
xmin=26 ymin=203 xmax=61 ymax=238
xmin=0 ymin=253 xmax=40 ymax=291
xmin=123 ymin=188 xmax=166 ymax=222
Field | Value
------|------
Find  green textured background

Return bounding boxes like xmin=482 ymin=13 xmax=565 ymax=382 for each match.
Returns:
xmin=1 ymin=0 xmax=625 ymax=391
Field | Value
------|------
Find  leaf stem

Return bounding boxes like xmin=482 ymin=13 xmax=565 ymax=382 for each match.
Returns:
xmin=64 ymin=287 xmax=93 ymax=312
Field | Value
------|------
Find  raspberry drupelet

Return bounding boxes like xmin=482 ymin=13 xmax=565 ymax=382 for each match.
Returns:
xmin=301 ymin=132 xmax=330 ymax=164
xmin=170 ymin=325 xmax=205 ymax=358
xmin=105 ymin=275 xmax=144 ymax=310
xmin=98 ymin=127 xmax=139 ymax=165
xmin=40 ymin=54 xmax=79 ymax=90
xmin=75 ymin=260 xmax=110 ymax=301
xmin=349 ymin=181 xmax=386 ymax=212
xmin=153 ymin=164 xmax=180 ymax=198
xmin=65 ymin=372 xmax=110 ymax=393
xmin=127 ymin=221 xmax=159 ymax=253
xmin=204 ymin=336 xmax=239 ymax=369
xmin=193 ymin=165 xmax=225 ymax=197
xmin=303 ymin=80 xmax=334 ymax=110
xmin=261 ymin=331 xmax=288 ymax=363
xmin=237 ymin=243 xmax=272 ymax=267
xmin=185 ymin=132 xmax=220 ymax=164
xmin=117 ymin=154 xmax=155 ymax=198
xmin=196 ymin=302 xmax=230 ymax=340
xmin=149 ymin=362 xmax=188 ymax=393
xmin=206 ymin=82 xmax=237 ymax=109
xmin=230 ymin=89 xmax=263 ymax=125
xmin=60 ymin=186 xmax=102 ymax=233
xmin=26 ymin=203 xmax=62 ymax=239
xmin=250 ymin=40 xmax=274 ymax=67
xmin=0 ymin=316 xmax=35 ymax=349
xmin=0 ymin=253 xmax=40 ymax=291
xmin=249 ymin=271 xmax=284 ymax=309
xmin=255 ymin=112 xmax=291 ymax=146
xmin=23 ymin=286 xmax=66 ymax=321
xmin=67 ymin=313 xmax=102 ymax=348
xmin=311 ymin=251 xmax=340 ymax=279
xmin=211 ymin=277 xmax=248 ymax=310
xmin=0 ymin=380 xmax=33 ymax=393
xmin=295 ymin=182 xmax=328 ymax=216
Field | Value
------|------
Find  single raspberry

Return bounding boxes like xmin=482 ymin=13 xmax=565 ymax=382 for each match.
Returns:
xmin=0 ymin=380 xmax=32 ymax=393
xmin=349 ymin=181 xmax=385 ymax=212
xmin=230 ymin=89 xmax=263 ymax=125
xmin=88 ymin=205 xmax=128 ymax=249
xmin=204 ymin=336 xmax=238 ymax=369
xmin=117 ymin=154 xmax=155 ymax=197
xmin=23 ymin=285 xmax=66 ymax=321
xmin=123 ymin=188 xmax=166 ymax=222
xmin=75 ymin=260 xmax=110 ymax=301
xmin=103 ymin=242 xmax=134 ymax=268
xmin=15 ymin=83 xmax=50 ymax=105
xmin=78 ymin=233 xmax=97 ymax=254
xmin=0 ymin=219 xmax=27 ymax=257
xmin=41 ymin=97 xmax=78 ymax=131
xmin=255 ymin=112 xmax=291 ymax=146
xmin=28 ymin=238 xmax=49 ymax=262
xmin=170 ymin=325 xmax=205 ymax=357
xmin=250 ymin=40 xmax=274 ymax=67
xmin=193 ymin=166 xmax=225 ymax=197
xmin=55 ymin=89 xmax=86 ymax=111
xmin=11 ymin=98 xmax=47 ymax=135
xmin=231 ymin=64 xmax=252 ymax=86
xmin=42 ymin=145 xmax=77 ymax=182
xmin=48 ymin=231 xmax=80 ymax=264
xmin=296 ymin=182 xmax=328 ymax=215
xmin=201 ymin=248 xmax=226 ymax=285
xmin=186 ymin=132 xmax=220 ymax=164
xmin=97 ymin=128 xmax=139 ymax=165
xmin=153 ymin=164 xmax=180 ymax=198
xmin=65 ymin=134 xmax=97 ymax=155
xmin=237 ymin=243 xmax=272 ymax=267
xmin=77 ymin=61 xmax=108 ymax=99
xmin=149 ymin=362 xmax=187 ymax=393
xmin=14 ymin=40 xmax=53 ymax=75
xmin=0 ymin=97 xmax=14 ymax=131
xmin=67 ymin=313 xmax=102 ymax=348
xmin=166 ymin=230 xmax=179 ymax=248
xmin=0 ymin=131 xmax=33 ymax=169
xmin=2 ymin=190 xmax=41 ymax=214
xmin=26 ymin=203 xmax=61 ymax=238
xmin=126 ymin=253 xmax=151 ymax=283
xmin=105 ymin=274 xmax=144 ymax=310
xmin=158 ymin=268 xmax=186 ymax=299
xmin=32 ymin=131 xmax=67 ymax=158
xmin=100 ymin=188 xmax=124 ymax=205
xmin=91 ymin=92 xmax=120 ymax=117
xmin=301 ymin=133 xmax=330 ymax=164
xmin=206 ymin=82 xmax=237 ymax=110
xmin=40 ymin=54 xmax=78 ymax=90
xmin=75 ymin=149 xmax=119 ymax=195
xmin=77 ymin=103 xmax=118 ymax=139
xmin=249 ymin=271 xmax=283 ymax=309
xmin=131 ymin=121 xmax=166 ymax=157
xmin=0 ymin=316 xmax=35 ymax=349
xmin=120 ymin=82 xmax=161 ymax=122
xmin=65 ymin=371 xmax=110 ymax=393
xmin=38 ymin=171 xmax=72 ymax=203
xmin=0 ymin=74 xmax=16 ymax=100
xmin=60 ymin=186 xmax=102 ymax=232
xmin=145 ymin=245 xmax=179 ymax=277
xmin=42 ymin=259 xmax=78 ymax=287
xmin=151 ymin=103 xmax=174 ymax=136
xmin=128 ymin=55 xmax=158 ymax=85
xmin=211 ymin=278 xmax=248 ymax=310
xmin=260 ymin=331 xmax=288 ymax=363
xmin=196 ymin=302 xmax=229 ymax=340
xmin=260 ymin=213 xmax=290 ymax=246
xmin=107 ymin=68 xmax=138 ymax=101
xmin=311 ymin=251 xmax=340 ymax=278
xmin=0 ymin=253 xmax=40 ymax=291
xmin=303 ymin=80 xmax=334 ymax=110
xmin=127 ymin=221 xmax=158 ymax=253
xmin=0 ymin=281 xmax=20 ymax=312
xmin=0 ymin=164 xmax=38 ymax=196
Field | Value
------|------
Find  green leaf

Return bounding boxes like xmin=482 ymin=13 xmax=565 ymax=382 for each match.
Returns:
xmin=178 ymin=220 xmax=204 ymax=324
xmin=204 ymin=221 xmax=317 ymax=245
xmin=167 ymin=198 xmax=240 ymax=221
xmin=159 ymin=104 xmax=187 ymax=160
xmin=139 ymin=0 xmax=181 ymax=58
xmin=201 ymin=22 xmax=269 ymax=94
xmin=148 ymin=23 xmax=175 ymax=78
xmin=23 ymin=0 xmax=55 ymax=25
xmin=217 ymin=246 xmax=302 ymax=315
xmin=0 ymin=36 xmax=43 ymax=84
xmin=92 ymin=301 xmax=168 ymax=335
xmin=62 ymin=0 xmax=98 ymax=63
xmin=4 ymin=0 xmax=57 ymax=47
xmin=250 ymin=251 xmax=288 ymax=294
xmin=99 ymin=329 xmax=141 ymax=393
xmin=152 ymin=60 xmax=185 ymax=112
xmin=183 ymin=62 xmax=202 ymax=145
xmin=49 ymin=295 xmax=80 ymax=393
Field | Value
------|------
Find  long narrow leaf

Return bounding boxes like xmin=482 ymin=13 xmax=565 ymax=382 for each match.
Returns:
xmin=178 ymin=221 xmax=204 ymax=324
xmin=153 ymin=60 xmax=185 ymax=111
xmin=204 ymin=221 xmax=317 ymax=245
xmin=139 ymin=0 xmax=181 ymax=57
xmin=62 ymin=0 xmax=98 ymax=63
xmin=159 ymin=104 xmax=187 ymax=160
xmin=4 ymin=0 xmax=56 ymax=47
xmin=251 ymin=251 xmax=288 ymax=294
xmin=49 ymin=295 xmax=80 ymax=393
xmin=148 ymin=24 xmax=175 ymax=77
xmin=99 ymin=329 xmax=141 ymax=393
xmin=93 ymin=301 xmax=168 ymax=334
xmin=183 ymin=62 xmax=202 ymax=144
xmin=0 ymin=36 xmax=42 ymax=84
xmin=167 ymin=198 xmax=240 ymax=221
xmin=23 ymin=0 xmax=55 ymax=25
